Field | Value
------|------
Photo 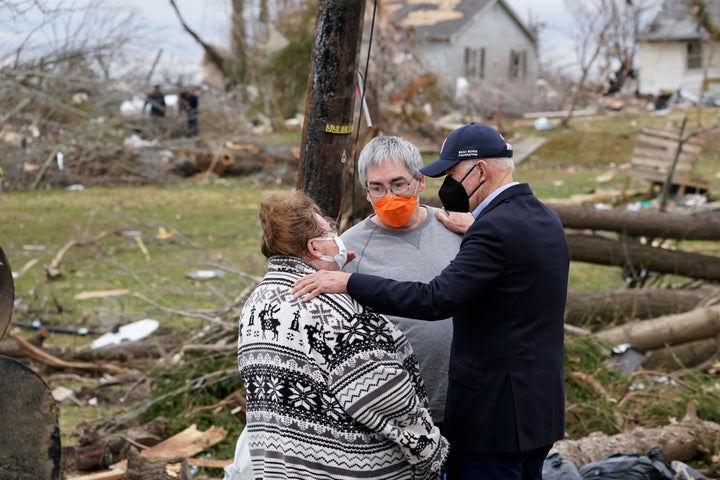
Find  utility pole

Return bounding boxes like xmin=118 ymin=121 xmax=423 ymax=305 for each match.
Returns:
xmin=296 ymin=0 xmax=366 ymax=220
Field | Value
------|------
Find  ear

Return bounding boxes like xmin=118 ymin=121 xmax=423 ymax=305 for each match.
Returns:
xmin=306 ymin=238 xmax=322 ymax=259
xmin=417 ymin=175 xmax=426 ymax=194
xmin=476 ymin=160 xmax=488 ymax=179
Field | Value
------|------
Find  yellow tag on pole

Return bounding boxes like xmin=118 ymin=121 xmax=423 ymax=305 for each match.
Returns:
xmin=324 ymin=123 xmax=353 ymax=134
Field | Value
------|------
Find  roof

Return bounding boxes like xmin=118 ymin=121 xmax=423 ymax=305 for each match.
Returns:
xmin=640 ymin=0 xmax=720 ymax=41
xmin=384 ymin=0 xmax=537 ymax=44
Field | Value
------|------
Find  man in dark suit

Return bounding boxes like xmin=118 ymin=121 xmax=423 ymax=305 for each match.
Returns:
xmin=293 ymin=122 xmax=570 ymax=480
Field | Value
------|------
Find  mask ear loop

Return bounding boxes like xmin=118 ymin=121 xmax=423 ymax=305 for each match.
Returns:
xmin=457 ymin=164 xmax=475 ymax=184
xmin=466 ymin=161 xmax=485 ymax=201
xmin=411 ymin=177 xmax=420 ymax=199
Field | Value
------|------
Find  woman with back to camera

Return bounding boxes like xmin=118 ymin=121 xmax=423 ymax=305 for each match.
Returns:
xmin=236 ymin=190 xmax=448 ymax=480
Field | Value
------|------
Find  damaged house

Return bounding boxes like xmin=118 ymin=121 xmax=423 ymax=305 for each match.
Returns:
xmin=384 ymin=0 xmax=539 ymax=93
xmin=636 ymin=0 xmax=720 ymax=100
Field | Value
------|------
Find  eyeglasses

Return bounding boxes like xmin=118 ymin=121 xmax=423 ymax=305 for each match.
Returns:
xmin=366 ymin=180 xmax=414 ymax=199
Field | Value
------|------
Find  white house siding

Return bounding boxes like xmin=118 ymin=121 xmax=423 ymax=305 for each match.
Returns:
xmin=420 ymin=2 xmax=537 ymax=87
xmin=638 ymin=40 xmax=720 ymax=95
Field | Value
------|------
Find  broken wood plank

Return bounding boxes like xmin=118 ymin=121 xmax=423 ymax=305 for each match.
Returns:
xmin=110 ymin=424 xmax=227 ymax=469
xmin=74 ymin=289 xmax=131 ymax=301
xmin=186 ymin=457 xmax=233 ymax=468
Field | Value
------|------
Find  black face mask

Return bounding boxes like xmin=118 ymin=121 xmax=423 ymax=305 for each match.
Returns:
xmin=438 ymin=165 xmax=483 ymax=212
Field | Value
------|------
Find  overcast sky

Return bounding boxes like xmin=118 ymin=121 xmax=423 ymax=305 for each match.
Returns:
xmin=118 ymin=0 xmax=574 ymax=83
xmin=4 ymin=0 xmax=573 ymax=83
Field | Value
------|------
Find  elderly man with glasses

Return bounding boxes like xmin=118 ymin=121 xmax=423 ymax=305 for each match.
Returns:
xmin=340 ymin=134 xmax=463 ymax=434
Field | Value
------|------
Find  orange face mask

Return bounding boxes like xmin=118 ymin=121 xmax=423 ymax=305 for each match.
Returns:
xmin=373 ymin=194 xmax=418 ymax=228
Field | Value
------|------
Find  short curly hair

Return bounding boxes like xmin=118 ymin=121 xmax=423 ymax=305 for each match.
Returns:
xmin=259 ymin=191 xmax=333 ymax=258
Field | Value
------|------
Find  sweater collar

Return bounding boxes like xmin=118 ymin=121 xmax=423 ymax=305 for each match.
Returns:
xmin=267 ymin=255 xmax=318 ymax=275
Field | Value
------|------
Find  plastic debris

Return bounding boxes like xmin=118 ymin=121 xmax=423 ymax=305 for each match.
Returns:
xmin=543 ymin=452 xmax=582 ymax=479
xmin=186 ymin=269 xmax=226 ymax=280
xmin=91 ymin=318 xmax=160 ymax=349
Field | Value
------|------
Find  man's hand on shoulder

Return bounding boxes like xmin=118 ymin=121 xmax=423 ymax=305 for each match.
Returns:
xmin=435 ymin=210 xmax=473 ymax=235
xmin=292 ymin=271 xmax=351 ymax=301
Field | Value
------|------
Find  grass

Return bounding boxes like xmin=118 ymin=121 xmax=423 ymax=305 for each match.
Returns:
xmin=5 ymin=179 xmax=289 ymax=329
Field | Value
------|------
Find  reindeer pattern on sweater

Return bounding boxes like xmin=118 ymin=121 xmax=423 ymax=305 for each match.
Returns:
xmin=237 ymin=255 xmax=448 ymax=480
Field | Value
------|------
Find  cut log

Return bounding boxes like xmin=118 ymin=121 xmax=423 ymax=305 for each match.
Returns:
xmin=550 ymin=204 xmax=720 ymax=241
xmin=62 ymin=419 xmax=166 ymax=472
xmin=172 ymin=144 xmax=299 ymax=178
xmin=222 ymin=144 xmax=299 ymax=176
xmin=68 ymin=424 xmax=227 ymax=480
xmin=596 ymin=306 xmax=720 ymax=351
xmin=565 ymin=288 xmax=710 ymax=329
xmin=567 ymin=234 xmax=720 ymax=282
xmin=551 ymin=403 xmax=720 ymax=467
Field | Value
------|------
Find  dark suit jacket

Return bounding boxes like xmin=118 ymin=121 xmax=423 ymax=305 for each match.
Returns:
xmin=347 ymin=183 xmax=569 ymax=454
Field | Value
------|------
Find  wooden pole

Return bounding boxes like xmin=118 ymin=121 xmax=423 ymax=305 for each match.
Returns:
xmin=659 ymin=114 xmax=687 ymax=212
xmin=297 ymin=0 xmax=367 ymax=220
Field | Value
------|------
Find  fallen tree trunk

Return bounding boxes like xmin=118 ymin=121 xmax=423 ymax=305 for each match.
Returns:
xmin=172 ymin=144 xmax=299 ymax=178
xmin=596 ymin=305 xmax=720 ymax=351
xmin=643 ymin=336 xmax=720 ymax=370
xmin=9 ymin=332 xmax=128 ymax=375
xmin=567 ymin=234 xmax=720 ymax=282
xmin=551 ymin=404 xmax=720 ymax=466
xmin=72 ymin=337 xmax=178 ymax=362
xmin=550 ymin=204 xmax=720 ymax=240
xmin=565 ymin=288 xmax=710 ymax=329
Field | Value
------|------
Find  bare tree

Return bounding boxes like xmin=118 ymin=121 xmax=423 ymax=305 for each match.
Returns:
xmin=561 ymin=0 xmax=659 ymax=127
xmin=2 ymin=0 xmax=147 ymax=77
xmin=0 ymin=0 xmax=153 ymax=141
xmin=601 ymin=0 xmax=662 ymax=95
xmin=560 ymin=0 xmax=614 ymax=127
xmin=687 ymin=0 xmax=720 ymax=127
xmin=228 ymin=0 xmax=248 ymax=87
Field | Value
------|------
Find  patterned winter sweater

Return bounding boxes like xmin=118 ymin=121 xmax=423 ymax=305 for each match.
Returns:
xmin=237 ymin=255 xmax=449 ymax=479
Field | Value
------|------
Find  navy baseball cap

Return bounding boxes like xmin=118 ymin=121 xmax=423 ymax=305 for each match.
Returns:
xmin=420 ymin=123 xmax=513 ymax=177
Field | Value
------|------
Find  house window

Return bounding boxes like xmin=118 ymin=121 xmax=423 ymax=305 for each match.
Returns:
xmin=509 ymin=50 xmax=527 ymax=79
xmin=687 ymin=41 xmax=702 ymax=69
xmin=464 ymin=47 xmax=485 ymax=79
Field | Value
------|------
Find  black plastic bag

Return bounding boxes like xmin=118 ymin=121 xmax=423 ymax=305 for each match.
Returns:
xmin=542 ymin=452 xmax=582 ymax=480
xmin=578 ymin=447 xmax=675 ymax=480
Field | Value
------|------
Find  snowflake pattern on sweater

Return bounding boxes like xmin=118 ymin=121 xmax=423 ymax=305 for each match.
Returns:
xmin=237 ymin=255 xmax=449 ymax=479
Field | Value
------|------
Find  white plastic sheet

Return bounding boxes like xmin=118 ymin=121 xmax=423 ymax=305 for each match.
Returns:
xmin=223 ymin=428 xmax=254 ymax=480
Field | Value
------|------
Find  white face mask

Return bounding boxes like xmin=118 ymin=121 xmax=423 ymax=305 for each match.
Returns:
xmin=313 ymin=234 xmax=348 ymax=269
